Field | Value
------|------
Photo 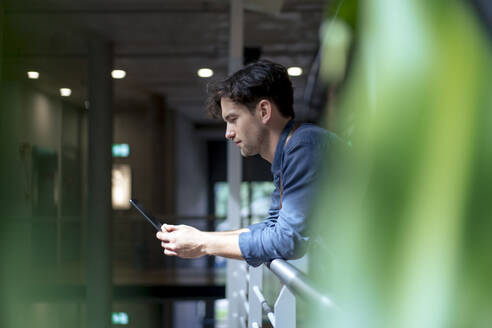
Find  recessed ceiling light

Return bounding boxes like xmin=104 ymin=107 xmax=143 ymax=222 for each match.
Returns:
xmin=27 ymin=71 xmax=39 ymax=79
xmin=112 ymin=69 xmax=126 ymax=79
xmin=287 ymin=67 xmax=303 ymax=77
xmin=197 ymin=68 xmax=214 ymax=78
xmin=60 ymin=88 xmax=72 ymax=97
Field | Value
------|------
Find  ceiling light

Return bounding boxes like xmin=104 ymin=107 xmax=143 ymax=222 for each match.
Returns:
xmin=112 ymin=69 xmax=126 ymax=79
xmin=197 ymin=68 xmax=214 ymax=78
xmin=60 ymin=88 xmax=72 ymax=97
xmin=27 ymin=71 xmax=39 ymax=79
xmin=287 ymin=67 xmax=303 ymax=77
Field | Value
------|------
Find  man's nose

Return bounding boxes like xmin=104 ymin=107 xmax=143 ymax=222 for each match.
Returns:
xmin=225 ymin=127 xmax=235 ymax=140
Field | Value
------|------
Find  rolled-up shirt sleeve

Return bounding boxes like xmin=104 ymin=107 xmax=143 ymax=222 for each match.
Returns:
xmin=247 ymin=203 xmax=280 ymax=233
xmin=239 ymin=140 xmax=322 ymax=267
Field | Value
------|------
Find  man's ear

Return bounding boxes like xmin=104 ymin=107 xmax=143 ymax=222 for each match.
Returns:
xmin=257 ymin=99 xmax=272 ymax=124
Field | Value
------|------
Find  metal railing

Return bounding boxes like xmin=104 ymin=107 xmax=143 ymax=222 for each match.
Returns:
xmin=228 ymin=258 xmax=336 ymax=328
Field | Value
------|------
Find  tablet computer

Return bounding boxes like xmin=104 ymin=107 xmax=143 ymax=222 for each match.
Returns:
xmin=129 ymin=199 xmax=163 ymax=231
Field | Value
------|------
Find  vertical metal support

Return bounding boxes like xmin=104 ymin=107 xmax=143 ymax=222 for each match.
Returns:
xmin=148 ymin=94 xmax=175 ymax=215
xmin=148 ymin=94 xmax=163 ymax=213
xmin=248 ymin=265 xmax=263 ymax=327
xmin=226 ymin=1 xmax=244 ymax=328
xmin=274 ymin=285 xmax=296 ymax=328
xmin=228 ymin=0 xmax=244 ymax=74
xmin=228 ymin=259 xmax=245 ymax=328
xmin=87 ymin=38 xmax=113 ymax=328
xmin=238 ymin=262 xmax=248 ymax=324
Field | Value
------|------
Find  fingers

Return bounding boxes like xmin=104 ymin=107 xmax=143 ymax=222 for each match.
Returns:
xmin=161 ymin=241 xmax=177 ymax=250
xmin=157 ymin=224 xmax=180 ymax=257
xmin=163 ymin=243 xmax=177 ymax=256
xmin=156 ymin=224 xmax=180 ymax=240
xmin=156 ymin=231 xmax=175 ymax=243
xmin=164 ymin=243 xmax=176 ymax=251
xmin=164 ymin=249 xmax=178 ymax=256
xmin=161 ymin=224 xmax=176 ymax=232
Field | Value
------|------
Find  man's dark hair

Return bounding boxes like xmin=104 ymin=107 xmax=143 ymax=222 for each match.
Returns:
xmin=206 ymin=59 xmax=295 ymax=119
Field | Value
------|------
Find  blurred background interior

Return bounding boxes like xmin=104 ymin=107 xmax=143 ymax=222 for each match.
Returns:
xmin=1 ymin=0 xmax=491 ymax=327
xmin=0 ymin=1 xmax=331 ymax=327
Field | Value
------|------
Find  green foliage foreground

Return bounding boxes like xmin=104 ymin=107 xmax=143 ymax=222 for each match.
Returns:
xmin=309 ymin=0 xmax=492 ymax=327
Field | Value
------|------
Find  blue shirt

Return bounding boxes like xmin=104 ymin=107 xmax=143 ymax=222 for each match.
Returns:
xmin=238 ymin=120 xmax=337 ymax=267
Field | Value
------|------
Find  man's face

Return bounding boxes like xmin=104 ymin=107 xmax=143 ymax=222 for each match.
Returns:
xmin=221 ymin=97 xmax=266 ymax=157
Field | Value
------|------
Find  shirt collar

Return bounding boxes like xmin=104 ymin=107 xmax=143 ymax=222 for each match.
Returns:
xmin=271 ymin=119 xmax=296 ymax=174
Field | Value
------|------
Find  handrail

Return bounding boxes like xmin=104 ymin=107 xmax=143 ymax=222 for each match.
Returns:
xmin=227 ymin=257 xmax=337 ymax=328
xmin=267 ymin=259 xmax=336 ymax=310
xmin=252 ymin=285 xmax=275 ymax=325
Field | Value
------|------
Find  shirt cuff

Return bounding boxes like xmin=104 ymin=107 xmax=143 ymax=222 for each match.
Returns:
xmin=238 ymin=230 xmax=264 ymax=267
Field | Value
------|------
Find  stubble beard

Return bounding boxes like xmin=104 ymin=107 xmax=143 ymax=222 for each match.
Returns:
xmin=240 ymin=127 xmax=268 ymax=158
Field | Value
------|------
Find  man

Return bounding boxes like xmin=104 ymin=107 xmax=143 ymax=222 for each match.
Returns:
xmin=156 ymin=59 xmax=338 ymax=267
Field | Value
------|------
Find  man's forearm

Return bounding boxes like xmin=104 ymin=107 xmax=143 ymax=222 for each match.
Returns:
xmin=209 ymin=228 xmax=249 ymax=236
xmin=156 ymin=225 xmax=249 ymax=260
xmin=203 ymin=229 xmax=249 ymax=260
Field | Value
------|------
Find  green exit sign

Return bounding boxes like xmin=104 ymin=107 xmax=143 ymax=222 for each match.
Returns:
xmin=112 ymin=312 xmax=129 ymax=325
xmin=112 ymin=144 xmax=130 ymax=157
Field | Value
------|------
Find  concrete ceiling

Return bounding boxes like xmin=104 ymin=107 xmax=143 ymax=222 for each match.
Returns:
xmin=1 ymin=0 xmax=327 ymax=122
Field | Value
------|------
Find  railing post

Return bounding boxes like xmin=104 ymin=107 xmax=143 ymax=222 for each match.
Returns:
xmin=238 ymin=262 xmax=248 ymax=327
xmin=248 ymin=265 xmax=263 ymax=327
xmin=226 ymin=0 xmax=244 ymax=326
xmin=228 ymin=260 xmax=245 ymax=327
xmin=274 ymin=285 xmax=296 ymax=328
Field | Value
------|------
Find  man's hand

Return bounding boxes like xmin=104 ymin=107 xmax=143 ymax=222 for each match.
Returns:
xmin=156 ymin=225 xmax=247 ymax=260
xmin=156 ymin=224 xmax=208 ymax=258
